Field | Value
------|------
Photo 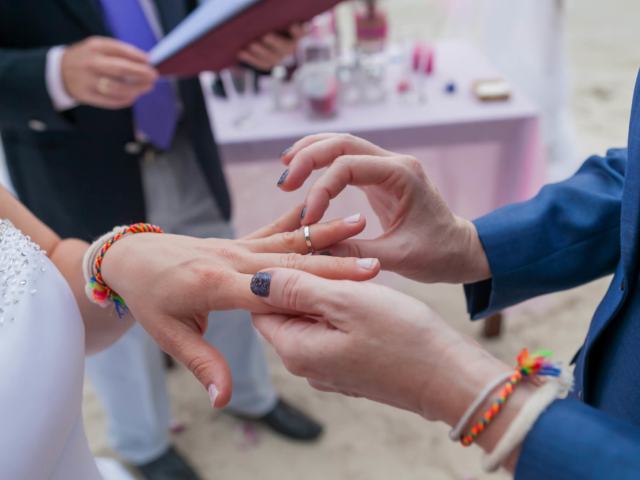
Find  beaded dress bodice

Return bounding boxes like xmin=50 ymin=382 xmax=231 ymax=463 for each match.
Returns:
xmin=0 ymin=220 xmax=102 ymax=480
xmin=0 ymin=220 xmax=47 ymax=325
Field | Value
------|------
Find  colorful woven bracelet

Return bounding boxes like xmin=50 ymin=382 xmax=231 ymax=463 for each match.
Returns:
xmin=460 ymin=349 xmax=561 ymax=447
xmin=88 ymin=223 xmax=163 ymax=318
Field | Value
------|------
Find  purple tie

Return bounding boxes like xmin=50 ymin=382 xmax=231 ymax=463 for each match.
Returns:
xmin=98 ymin=0 xmax=178 ymax=150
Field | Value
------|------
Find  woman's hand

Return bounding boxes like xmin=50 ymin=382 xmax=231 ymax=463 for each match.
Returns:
xmin=250 ymin=268 xmax=505 ymax=422
xmin=100 ymin=205 xmax=380 ymax=408
xmin=238 ymin=24 xmax=306 ymax=72
xmin=278 ymin=133 xmax=492 ymax=284
xmin=250 ymin=268 xmax=534 ymax=471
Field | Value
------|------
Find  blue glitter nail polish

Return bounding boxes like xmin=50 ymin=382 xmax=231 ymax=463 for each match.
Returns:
xmin=280 ymin=146 xmax=292 ymax=157
xmin=445 ymin=81 xmax=456 ymax=93
xmin=278 ymin=169 xmax=289 ymax=186
xmin=251 ymin=272 xmax=272 ymax=297
xmin=300 ymin=206 xmax=307 ymax=220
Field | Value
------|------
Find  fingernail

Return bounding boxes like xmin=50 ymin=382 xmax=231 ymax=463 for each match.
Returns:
xmin=277 ymin=169 xmax=289 ymax=186
xmin=208 ymin=384 xmax=219 ymax=408
xmin=318 ymin=251 xmax=333 ymax=256
xmin=300 ymin=205 xmax=307 ymax=220
xmin=280 ymin=146 xmax=292 ymax=157
xmin=343 ymin=213 xmax=361 ymax=224
xmin=357 ymin=258 xmax=377 ymax=270
xmin=251 ymin=272 xmax=272 ymax=297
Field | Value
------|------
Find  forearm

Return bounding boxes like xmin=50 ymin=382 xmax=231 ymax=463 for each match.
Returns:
xmin=420 ymin=343 xmax=529 ymax=472
xmin=0 ymin=186 xmax=134 ymax=354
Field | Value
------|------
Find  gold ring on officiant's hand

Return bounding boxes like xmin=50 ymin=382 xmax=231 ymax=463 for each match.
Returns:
xmin=304 ymin=225 xmax=316 ymax=254
xmin=96 ymin=77 xmax=111 ymax=96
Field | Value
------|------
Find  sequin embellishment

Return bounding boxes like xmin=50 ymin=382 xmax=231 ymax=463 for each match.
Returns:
xmin=0 ymin=220 xmax=46 ymax=327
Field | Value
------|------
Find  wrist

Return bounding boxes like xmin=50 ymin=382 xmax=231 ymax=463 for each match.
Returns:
xmin=421 ymin=341 xmax=535 ymax=473
xmin=99 ymin=233 xmax=142 ymax=299
xmin=453 ymin=217 xmax=492 ymax=284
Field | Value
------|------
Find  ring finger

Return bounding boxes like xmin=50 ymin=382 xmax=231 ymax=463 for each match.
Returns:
xmin=241 ymin=214 xmax=367 ymax=254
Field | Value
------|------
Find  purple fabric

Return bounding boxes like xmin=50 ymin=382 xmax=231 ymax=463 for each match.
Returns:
xmin=98 ymin=0 xmax=178 ymax=150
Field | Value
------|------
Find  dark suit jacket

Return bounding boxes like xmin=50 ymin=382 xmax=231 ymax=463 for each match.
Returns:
xmin=0 ymin=0 xmax=231 ymax=241
xmin=465 ymin=71 xmax=640 ymax=477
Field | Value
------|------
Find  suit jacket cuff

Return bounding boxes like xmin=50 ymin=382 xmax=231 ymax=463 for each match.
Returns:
xmin=0 ymin=47 xmax=72 ymax=129
xmin=515 ymin=399 xmax=640 ymax=480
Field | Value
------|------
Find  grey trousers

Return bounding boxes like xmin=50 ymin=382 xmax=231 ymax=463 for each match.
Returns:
xmin=85 ymin=128 xmax=276 ymax=465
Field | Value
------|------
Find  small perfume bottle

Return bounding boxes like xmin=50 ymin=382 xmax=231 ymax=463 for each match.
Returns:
xmin=301 ymin=70 xmax=338 ymax=117
xmin=297 ymin=11 xmax=339 ymax=118
xmin=355 ymin=0 xmax=388 ymax=55
xmin=298 ymin=12 xmax=336 ymax=66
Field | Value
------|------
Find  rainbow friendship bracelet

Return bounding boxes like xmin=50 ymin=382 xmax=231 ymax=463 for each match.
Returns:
xmin=89 ymin=223 xmax=163 ymax=318
xmin=460 ymin=349 xmax=561 ymax=447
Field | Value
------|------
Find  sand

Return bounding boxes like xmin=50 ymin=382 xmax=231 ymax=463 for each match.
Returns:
xmin=82 ymin=1 xmax=640 ymax=478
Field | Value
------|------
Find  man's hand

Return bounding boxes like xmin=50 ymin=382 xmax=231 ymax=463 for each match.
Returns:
xmin=237 ymin=24 xmax=306 ymax=72
xmin=279 ymin=133 xmax=492 ymax=284
xmin=61 ymin=36 xmax=158 ymax=109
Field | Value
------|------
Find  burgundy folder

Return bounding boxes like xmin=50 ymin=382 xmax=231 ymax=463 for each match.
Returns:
xmin=155 ymin=0 xmax=343 ymax=77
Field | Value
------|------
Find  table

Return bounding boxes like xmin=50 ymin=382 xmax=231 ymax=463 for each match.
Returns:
xmin=203 ymin=41 xmax=548 ymax=337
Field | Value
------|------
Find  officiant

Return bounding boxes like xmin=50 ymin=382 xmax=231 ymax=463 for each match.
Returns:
xmin=0 ymin=1 xmax=317 ymax=480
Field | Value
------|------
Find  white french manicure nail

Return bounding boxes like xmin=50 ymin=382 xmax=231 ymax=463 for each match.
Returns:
xmin=208 ymin=384 xmax=219 ymax=409
xmin=344 ymin=213 xmax=361 ymax=224
xmin=357 ymin=258 xmax=377 ymax=270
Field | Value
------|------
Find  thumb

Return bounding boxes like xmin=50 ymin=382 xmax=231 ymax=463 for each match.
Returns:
xmin=249 ymin=268 xmax=367 ymax=324
xmin=155 ymin=319 xmax=233 ymax=408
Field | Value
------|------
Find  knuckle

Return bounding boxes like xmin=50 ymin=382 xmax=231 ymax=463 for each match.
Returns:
xmin=187 ymin=354 xmax=210 ymax=382
xmin=280 ymin=231 xmax=298 ymax=252
xmin=337 ymin=133 xmax=356 ymax=144
xmin=399 ymin=155 xmax=422 ymax=172
xmin=192 ymin=261 xmax=230 ymax=289
xmin=85 ymin=36 xmax=101 ymax=49
xmin=282 ymin=253 xmax=304 ymax=270
xmin=280 ymin=271 xmax=303 ymax=310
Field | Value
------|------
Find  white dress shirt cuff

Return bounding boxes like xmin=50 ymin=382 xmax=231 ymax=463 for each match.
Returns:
xmin=45 ymin=46 xmax=79 ymax=111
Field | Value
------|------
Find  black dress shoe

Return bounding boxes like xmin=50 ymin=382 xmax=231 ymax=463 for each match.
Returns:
xmin=137 ymin=447 xmax=201 ymax=480
xmin=238 ymin=399 xmax=324 ymax=441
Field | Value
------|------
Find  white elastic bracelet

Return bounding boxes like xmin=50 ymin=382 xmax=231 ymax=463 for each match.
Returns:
xmin=449 ymin=371 xmax=514 ymax=442
xmin=481 ymin=369 xmax=574 ymax=472
xmin=82 ymin=225 xmax=128 ymax=307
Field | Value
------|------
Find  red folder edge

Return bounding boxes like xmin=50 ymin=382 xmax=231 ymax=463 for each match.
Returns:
xmin=157 ymin=0 xmax=343 ymax=77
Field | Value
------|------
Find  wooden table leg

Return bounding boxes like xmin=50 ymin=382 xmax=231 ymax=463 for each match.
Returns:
xmin=483 ymin=312 xmax=503 ymax=338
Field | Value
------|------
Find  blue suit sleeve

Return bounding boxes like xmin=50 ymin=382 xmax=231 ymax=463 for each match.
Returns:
xmin=515 ymin=399 xmax=640 ymax=480
xmin=465 ymin=149 xmax=626 ymax=319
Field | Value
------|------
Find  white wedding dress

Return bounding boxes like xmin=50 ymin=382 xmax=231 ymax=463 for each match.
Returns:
xmin=0 ymin=220 xmax=133 ymax=480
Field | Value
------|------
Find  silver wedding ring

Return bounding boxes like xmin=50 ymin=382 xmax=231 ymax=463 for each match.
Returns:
xmin=304 ymin=225 xmax=316 ymax=254
xmin=96 ymin=77 xmax=111 ymax=96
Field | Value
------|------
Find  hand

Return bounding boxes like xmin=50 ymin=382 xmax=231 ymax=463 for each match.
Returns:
xmin=237 ymin=24 xmax=306 ymax=71
xmin=61 ymin=36 xmax=159 ymax=109
xmin=251 ymin=267 xmax=505 ymax=421
xmin=278 ymin=133 xmax=492 ymax=284
xmin=100 ymin=205 xmax=380 ymax=408
xmin=251 ymin=268 xmax=533 ymax=471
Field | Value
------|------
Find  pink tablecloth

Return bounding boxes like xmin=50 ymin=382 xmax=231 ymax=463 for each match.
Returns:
xmin=203 ymin=41 xmax=547 ymax=243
